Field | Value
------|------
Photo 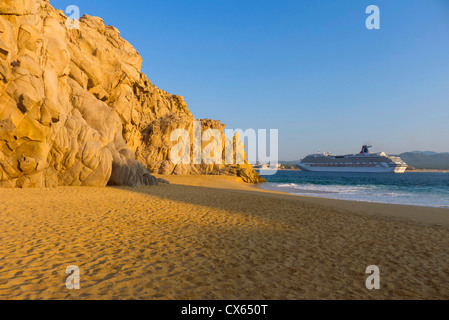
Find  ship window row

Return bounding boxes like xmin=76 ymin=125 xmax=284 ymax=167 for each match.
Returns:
xmin=306 ymin=158 xmax=386 ymax=163
xmin=308 ymin=163 xmax=381 ymax=167
xmin=307 ymin=162 xmax=381 ymax=165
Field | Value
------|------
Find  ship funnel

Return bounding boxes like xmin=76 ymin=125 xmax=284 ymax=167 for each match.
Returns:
xmin=360 ymin=145 xmax=372 ymax=154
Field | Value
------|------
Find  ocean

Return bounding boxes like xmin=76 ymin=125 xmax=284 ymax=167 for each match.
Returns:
xmin=258 ymin=171 xmax=449 ymax=208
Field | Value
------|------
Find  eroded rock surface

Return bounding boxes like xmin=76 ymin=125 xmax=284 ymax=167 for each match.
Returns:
xmin=0 ymin=0 xmax=264 ymax=187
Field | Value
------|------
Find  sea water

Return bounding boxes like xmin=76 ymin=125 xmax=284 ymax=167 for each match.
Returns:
xmin=259 ymin=171 xmax=449 ymax=208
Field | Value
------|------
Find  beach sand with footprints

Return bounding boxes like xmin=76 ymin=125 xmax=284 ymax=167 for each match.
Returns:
xmin=1 ymin=175 xmax=449 ymax=299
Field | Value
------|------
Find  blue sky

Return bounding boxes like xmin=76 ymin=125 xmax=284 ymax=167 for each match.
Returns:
xmin=52 ymin=0 xmax=449 ymax=159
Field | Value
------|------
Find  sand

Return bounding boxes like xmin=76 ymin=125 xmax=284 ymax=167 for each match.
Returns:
xmin=1 ymin=175 xmax=449 ymax=300
xmin=408 ymin=169 xmax=449 ymax=173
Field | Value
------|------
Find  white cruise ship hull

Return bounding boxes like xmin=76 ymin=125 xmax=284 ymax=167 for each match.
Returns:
xmin=298 ymin=164 xmax=407 ymax=173
xmin=298 ymin=146 xmax=409 ymax=174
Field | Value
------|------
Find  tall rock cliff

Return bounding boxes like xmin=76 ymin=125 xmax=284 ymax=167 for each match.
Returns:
xmin=0 ymin=0 xmax=264 ymax=187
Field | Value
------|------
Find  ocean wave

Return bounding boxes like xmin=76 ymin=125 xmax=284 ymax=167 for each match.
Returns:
xmin=260 ymin=182 xmax=449 ymax=208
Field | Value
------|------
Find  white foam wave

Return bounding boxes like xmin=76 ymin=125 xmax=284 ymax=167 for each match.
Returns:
xmin=260 ymin=183 xmax=449 ymax=208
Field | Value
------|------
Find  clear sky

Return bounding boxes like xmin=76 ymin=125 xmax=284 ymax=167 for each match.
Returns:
xmin=52 ymin=0 xmax=449 ymax=160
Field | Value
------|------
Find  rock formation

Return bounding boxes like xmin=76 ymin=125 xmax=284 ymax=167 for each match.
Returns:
xmin=0 ymin=0 xmax=264 ymax=187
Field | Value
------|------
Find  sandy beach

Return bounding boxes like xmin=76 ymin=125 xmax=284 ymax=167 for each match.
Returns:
xmin=408 ymin=169 xmax=449 ymax=173
xmin=1 ymin=175 xmax=449 ymax=300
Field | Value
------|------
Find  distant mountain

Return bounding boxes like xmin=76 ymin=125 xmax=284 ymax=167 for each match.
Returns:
xmin=408 ymin=151 xmax=449 ymax=156
xmin=399 ymin=152 xmax=449 ymax=170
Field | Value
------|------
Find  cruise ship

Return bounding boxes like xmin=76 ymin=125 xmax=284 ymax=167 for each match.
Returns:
xmin=298 ymin=145 xmax=408 ymax=173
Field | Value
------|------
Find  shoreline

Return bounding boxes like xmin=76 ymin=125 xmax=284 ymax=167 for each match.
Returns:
xmin=259 ymin=181 xmax=449 ymax=211
xmin=407 ymin=169 xmax=449 ymax=173
xmin=155 ymin=175 xmax=449 ymax=227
